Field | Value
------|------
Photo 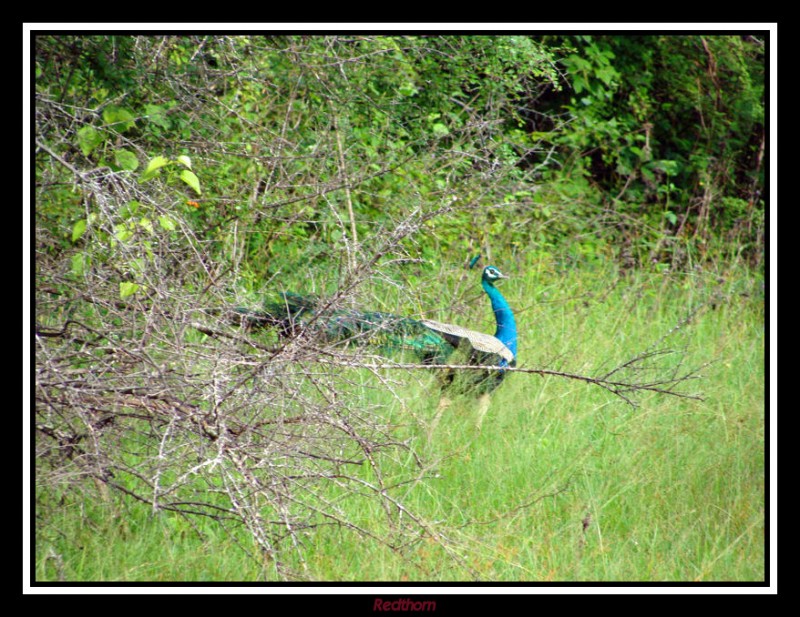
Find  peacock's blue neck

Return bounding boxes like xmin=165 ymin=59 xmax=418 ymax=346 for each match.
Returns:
xmin=482 ymin=279 xmax=517 ymax=360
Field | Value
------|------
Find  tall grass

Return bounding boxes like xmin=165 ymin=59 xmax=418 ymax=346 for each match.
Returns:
xmin=34 ymin=260 xmax=764 ymax=582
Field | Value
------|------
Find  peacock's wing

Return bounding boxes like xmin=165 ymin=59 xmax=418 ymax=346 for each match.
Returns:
xmin=420 ymin=319 xmax=515 ymax=364
xmin=324 ymin=312 xmax=453 ymax=363
xmin=381 ymin=315 xmax=455 ymax=364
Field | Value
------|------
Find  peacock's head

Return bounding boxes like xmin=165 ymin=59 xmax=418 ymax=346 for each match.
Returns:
xmin=482 ymin=265 xmax=507 ymax=284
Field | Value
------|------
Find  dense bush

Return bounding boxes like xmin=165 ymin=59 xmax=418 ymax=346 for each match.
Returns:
xmin=538 ymin=34 xmax=765 ymax=268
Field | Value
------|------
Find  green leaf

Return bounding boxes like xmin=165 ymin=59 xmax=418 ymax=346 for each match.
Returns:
xmin=71 ymin=253 xmax=89 ymax=277
xmin=113 ymin=149 xmax=139 ymax=171
xmin=114 ymin=223 xmax=134 ymax=243
xmin=144 ymin=103 xmax=170 ymax=129
xmin=179 ymin=169 xmax=202 ymax=195
xmin=119 ymin=281 xmax=140 ymax=299
xmin=176 ymin=155 xmax=192 ymax=169
xmin=158 ymin=215 xmax=177 ymax=231
xmin=139 ymin=217 xmax=154 ymax=234
xmin=529 ymin=131 xmax=554 ymax=142
xmin=77 ymin=126 xmax=104 ymax=157
xmin=119 ymin=201 xmax=140 ymax=219
xmin=143 ymin=240 xmax=155 ymax=262
xmin=652 ymin=159 xmax=680 ymax=176
xmin=140 ymin=155 xmax=170 ymax=181
xmin=71 ymin=219 xmax=87 ymax=243
xmin=102 ymin=105 xmax=136 ymax=132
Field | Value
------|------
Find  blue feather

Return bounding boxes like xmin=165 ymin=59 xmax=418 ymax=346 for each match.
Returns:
xmin=482 ymin=267 xmax=518 ymax=362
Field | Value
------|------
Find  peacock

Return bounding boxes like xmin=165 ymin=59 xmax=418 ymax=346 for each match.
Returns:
xmin=420 ymin=260 xmax=517 ymax=392
xmin=230 ymin=257 xmax=517 ymax=392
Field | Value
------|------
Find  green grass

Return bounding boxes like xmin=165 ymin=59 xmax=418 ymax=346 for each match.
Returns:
xmin=34 ymin=262 xmax=765 ymax=582
xmin=35 ymin=486 xmax=263 ymax=581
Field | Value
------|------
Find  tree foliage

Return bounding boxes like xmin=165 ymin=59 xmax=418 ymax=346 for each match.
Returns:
xmin=539 ymin=34 xmax=765 ymax=267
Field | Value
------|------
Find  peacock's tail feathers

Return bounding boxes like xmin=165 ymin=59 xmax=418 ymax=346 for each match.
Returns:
xmin=272 ymin=291 xmax=319 ymax=313
xmin=318 ymin=311 xmax=454 ymax=363
xmin=228 ymin=306 xmax=282 ymax=329
xmin=229 ymin=291 xmax=320 ymax=334
xmin=234 ymin=297 xmax=454 ymax=363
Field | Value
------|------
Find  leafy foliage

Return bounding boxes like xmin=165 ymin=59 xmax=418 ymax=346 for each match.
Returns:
xmin=538 ymin=34 xmax=765 ymax=268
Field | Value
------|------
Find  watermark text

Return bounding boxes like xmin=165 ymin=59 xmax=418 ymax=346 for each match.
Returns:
xmin=374 ymin=598 xmax=436 ymax=612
